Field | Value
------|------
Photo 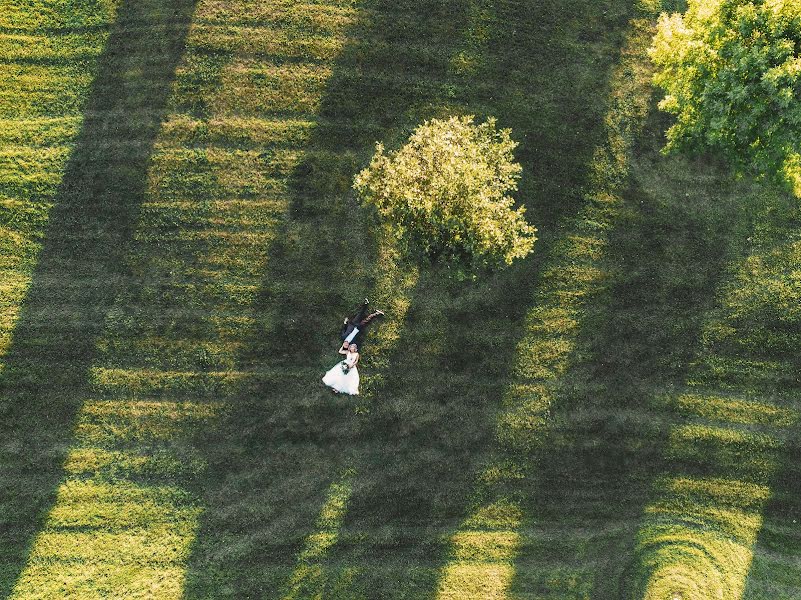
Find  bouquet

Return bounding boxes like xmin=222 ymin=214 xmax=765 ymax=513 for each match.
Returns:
xmin=340 ymin=360 xmax=350 ymax=375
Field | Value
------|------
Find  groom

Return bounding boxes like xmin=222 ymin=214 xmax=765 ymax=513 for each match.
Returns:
xmin=340 ymin=298 xmax=384 ymax=347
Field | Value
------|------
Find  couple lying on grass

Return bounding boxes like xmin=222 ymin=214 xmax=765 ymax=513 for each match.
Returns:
xmin=322 ymin=299 xmax=384 ymax=395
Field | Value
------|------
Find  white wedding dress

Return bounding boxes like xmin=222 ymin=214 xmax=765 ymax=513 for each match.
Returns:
xmin=322 ymin=350 xmax=360 ymax=395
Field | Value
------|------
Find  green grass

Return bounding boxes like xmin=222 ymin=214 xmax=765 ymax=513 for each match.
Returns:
xmin=2 ymin=0 xmax=801 ymax=598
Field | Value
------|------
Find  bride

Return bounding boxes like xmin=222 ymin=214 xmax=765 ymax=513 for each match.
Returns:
xmin=322 ymin=342 xmax=360 ymax=395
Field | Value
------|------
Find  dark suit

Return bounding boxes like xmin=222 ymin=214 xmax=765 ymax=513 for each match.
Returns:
xmin=340 ymin=302 xmax=382 ymax=346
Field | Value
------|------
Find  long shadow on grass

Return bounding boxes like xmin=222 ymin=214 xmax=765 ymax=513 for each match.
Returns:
xmin=739 ymin=304 xmax=801 ymax=597
xmin=523 ymin=177 xmax=749 ymax=597
xmin=181 ymin=1 xmax=485 ymax=594
xmin=501 ymin=118 xmax=756 ymax=595
xmin=182 ymin=0 xmax=640 ymax=597
xmin=611 ymin=188 xmax=801 ymax=599
xmin=742 ymin=440 xmax=801 ymax=598
xmin=0 ymin=1 xmax=197 ymax=594
xmin=706 ymin=200 xmax=801 ymax=599
xmin=325 ymin=3 xmax=659 ymax=597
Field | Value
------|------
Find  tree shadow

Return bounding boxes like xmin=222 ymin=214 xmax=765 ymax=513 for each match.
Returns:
xmin=182 ymin=0 xmax=649 ymax=597
xmin=503 ymin=116 xmax=762 ymax=596
xmin=612 ymin=190 xmax=801 ymax=599
xmin=718 ymin=199 xmax=801 ymax=599
xmin=742 ymin=440 xmax=801 ymax=599
xmin=181 ymin=0 xmax=483 ymax=593
xmin=528 ymin=173 xmax=751 ymax=597
xmin=0 ymin=0 xmax=197 ymax=595
xmin=273 ymin=0 xmax=649 ymax=598
xmin=571 ymin=120 xmax=801 ymax=597
xmin=180 ymin=2 xmax=476 ymax=597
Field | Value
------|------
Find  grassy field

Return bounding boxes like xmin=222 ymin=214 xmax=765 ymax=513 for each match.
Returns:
xmin=1 ymin=0 xmax=801 ymax=598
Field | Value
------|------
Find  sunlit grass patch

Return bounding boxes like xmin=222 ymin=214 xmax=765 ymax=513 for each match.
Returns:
xmin=667 ymin=424 xmax=780 ymax=473
xmin=627 ymin=199 xmax=801 ymax=598
xmin=0 ymin=116 xmax=82 ymax=147
xmin=0 ymin=65 xmax=103 ymax=117
xmin=0 ymin=31 xmax=106 ymax=62
xmin=11 ymin=563 xmax=192 ymax=600
xmin=435 ymin=11 xmax=658 ymax=599
xmin=651 ymin=477 xmax=771 ymax=521
xmin=675 ymin=394 xmax=798 ymax=428
xmin=45 ymin=479 xmax=198 ymax=529
xmin=64 ymin=447 xmax=197 ymax=480
xmin=637 ymin=535 xmax=750 ymax=600
xmin=438 ymin=563 xmax=517 ymax=600
xmin=10 ymin=476 xmax=203 ymax=599
xmin=0 ymin=145 xmax=72 ymax=200
xmin=88 ymin=366 xmax=286 ymax=400
xmin=282 ymin=475 xmax=353 ymax=599
xmin=0 ymin=0 xmax=120 ymax=31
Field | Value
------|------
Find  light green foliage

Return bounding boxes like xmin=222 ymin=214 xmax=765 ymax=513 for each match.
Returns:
xmin=354 ymin=115 xmax=536 ymax=269
xmin=651 ymin=0 xmax=801 ymax=194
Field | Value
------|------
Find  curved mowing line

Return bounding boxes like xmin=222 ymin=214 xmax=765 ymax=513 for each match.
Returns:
xmin=632 ymin=411 xmax=798 ymax=599
xmin=630 ymin=243 xmax=801 ymax=600
xmin=434 ymin=14 xmax=659 ymax=599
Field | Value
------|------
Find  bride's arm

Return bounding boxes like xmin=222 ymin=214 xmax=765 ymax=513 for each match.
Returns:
xmin=338 ymin=342 xmax=349 ymax=355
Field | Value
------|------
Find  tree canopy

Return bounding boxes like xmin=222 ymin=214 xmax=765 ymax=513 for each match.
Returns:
xmin=353 ymin=115 xmax=536 ymax=270
xmin=651 ymin=0 xmax=801 ymax=195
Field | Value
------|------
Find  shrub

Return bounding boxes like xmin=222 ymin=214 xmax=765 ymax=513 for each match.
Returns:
xmin=353 ymin=115 xmax=536 ymax=271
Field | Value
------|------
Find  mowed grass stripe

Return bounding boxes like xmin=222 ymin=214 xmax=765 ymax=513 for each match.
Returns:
xmin=0 ymin=32 xmax=106 ymax=63
xmin=629 ymin=205 xmax=801 ymax=598
xmin=6 ymin=0 xmax=363 ymax=595
xmin=0 ymin=116 xmax=82 ymax=145
xmin=0 ymin=0 xmax=119 ymax=31
xmin=435 ymin=10 xmax=657 ymax=599
xmin=1 ymin=0 xmax=211 ymax=596
xmin=0 ymin=146 xmax=72 ymax=199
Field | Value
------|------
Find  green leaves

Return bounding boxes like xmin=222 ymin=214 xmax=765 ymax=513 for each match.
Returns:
xmin=353 ymin=115 xmax=536 ymax=272
xmin=651 ymin=0 xmax=801 ymax=195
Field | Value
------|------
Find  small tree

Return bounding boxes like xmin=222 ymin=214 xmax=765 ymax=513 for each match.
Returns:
xmin=651 ymin=0 xmax=801 ymax=195
xmin=353 ymin=115 xmax=536 ymax=270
